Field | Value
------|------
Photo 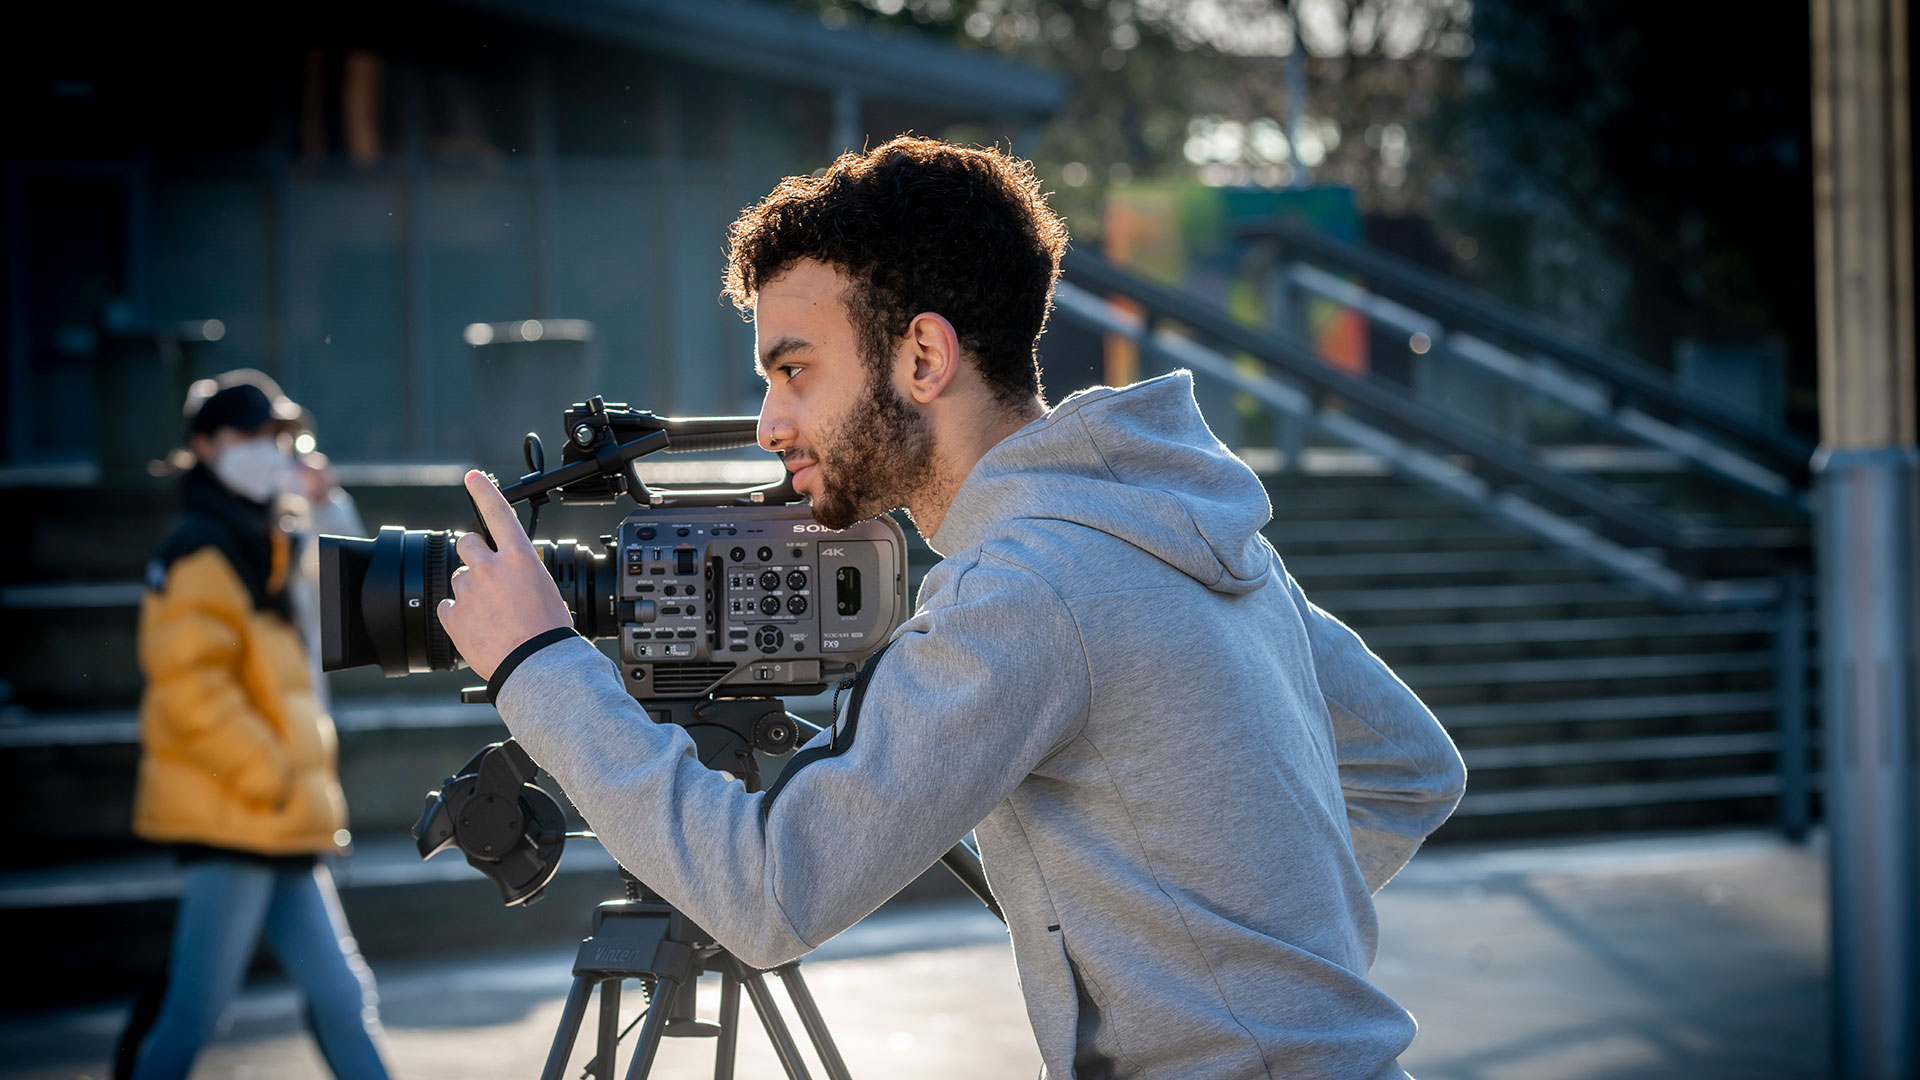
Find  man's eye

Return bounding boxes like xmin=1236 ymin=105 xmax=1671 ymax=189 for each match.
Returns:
xmin=777 ymin=364 xmax=801 ymax=381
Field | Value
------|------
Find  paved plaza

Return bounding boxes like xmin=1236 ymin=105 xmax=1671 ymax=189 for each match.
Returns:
xmin=0 ymin=829 xmax=1826 ymax=1080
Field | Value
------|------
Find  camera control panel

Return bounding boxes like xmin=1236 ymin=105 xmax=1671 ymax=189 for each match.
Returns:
xmin=613 ymin=505 xmax=904 ymax=698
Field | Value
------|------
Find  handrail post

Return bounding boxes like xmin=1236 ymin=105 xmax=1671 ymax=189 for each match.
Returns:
xmin=1774 ymin=568 xmax=1809 ymax=842
xmin=1265 ymin=236 xmax=1296 ymax=339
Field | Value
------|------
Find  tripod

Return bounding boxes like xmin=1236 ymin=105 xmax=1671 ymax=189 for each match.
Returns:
xmin=541 ymin=870 xmax=850 ymax=1080
xmin=416 ymin=700 xmax=1004 ymax=1079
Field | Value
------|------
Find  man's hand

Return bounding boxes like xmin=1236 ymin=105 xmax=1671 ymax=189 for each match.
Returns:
xmin=437 ymin=470 xmax=575 ymax=681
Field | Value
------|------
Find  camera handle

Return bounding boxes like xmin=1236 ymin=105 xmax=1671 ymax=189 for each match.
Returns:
xmin=464 ymin=426 xmax=674 ymax=551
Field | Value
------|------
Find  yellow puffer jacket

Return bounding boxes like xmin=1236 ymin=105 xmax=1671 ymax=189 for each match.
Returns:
xmin=134 ymin=539 xmax=347 ymax=856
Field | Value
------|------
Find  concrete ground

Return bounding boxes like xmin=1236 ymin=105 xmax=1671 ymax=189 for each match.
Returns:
xmin=0 ymin=829 xmax=1827 ymax=1080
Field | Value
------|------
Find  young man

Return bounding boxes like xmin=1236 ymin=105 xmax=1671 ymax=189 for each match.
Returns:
xmin=438 ymin=137 xmax=1466 ymax=1079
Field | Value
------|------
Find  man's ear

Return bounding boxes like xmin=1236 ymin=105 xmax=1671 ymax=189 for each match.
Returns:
xmin=900 ymin=312 xmax=962 ymax=405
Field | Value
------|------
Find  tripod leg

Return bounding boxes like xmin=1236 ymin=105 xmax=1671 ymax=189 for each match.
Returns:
xmin=713 ymin=972 xmax=741 ymax=1080
xmin=740 ymin=969 xmax=816 ymax=1080
xmin=774 ymin=964 xmax=853 ymax=1080
xmin=622 ymin=975 xmax=681 ymax=1080
xmin=590 ymin=978 xmax=623 ymax=1080
xmin=541 ymin=977 xmax=597 ymax=1080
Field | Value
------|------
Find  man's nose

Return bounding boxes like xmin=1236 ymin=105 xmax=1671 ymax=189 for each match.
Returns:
xmin=757 ymin=397 xmax=791 ymax=453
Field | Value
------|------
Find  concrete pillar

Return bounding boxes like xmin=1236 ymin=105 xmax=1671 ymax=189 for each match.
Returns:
xmin=1811 ymin=0 xmax=1920 ymax=1076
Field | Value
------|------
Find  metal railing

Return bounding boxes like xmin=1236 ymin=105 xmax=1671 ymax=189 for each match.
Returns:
xmin=1240 ymin=221 xmax=1816 ymax=511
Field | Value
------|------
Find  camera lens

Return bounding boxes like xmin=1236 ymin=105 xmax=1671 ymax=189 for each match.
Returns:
xmin=320 ymin=527 xmax=614 ymax=676
xmin=318 ymin=527 xmax=458 ymax=676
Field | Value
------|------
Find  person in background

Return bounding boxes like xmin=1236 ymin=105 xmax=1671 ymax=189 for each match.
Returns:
xmin=285 ymin=411 xmax=365 ymax=710
xmin=125 ymin=369 xmax=392 ymax=1080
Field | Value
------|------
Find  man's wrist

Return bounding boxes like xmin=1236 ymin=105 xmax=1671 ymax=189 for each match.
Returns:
xmin=486 ymin=627 xmax=581 ymax=704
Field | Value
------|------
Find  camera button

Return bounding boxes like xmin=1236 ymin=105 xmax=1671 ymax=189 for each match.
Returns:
xmin=676 ymin=629 xmax=696 ymax=639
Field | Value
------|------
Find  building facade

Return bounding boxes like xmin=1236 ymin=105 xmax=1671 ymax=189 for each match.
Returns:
xmin=5 ymin=0 xmax=1062 ymax=467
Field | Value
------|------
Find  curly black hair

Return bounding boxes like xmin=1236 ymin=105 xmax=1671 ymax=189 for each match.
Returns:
xmin=722 ymin=136 xmax=1070 ymax=410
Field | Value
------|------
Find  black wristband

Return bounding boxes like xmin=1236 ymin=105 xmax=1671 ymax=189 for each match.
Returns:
xmin=487 ymin=627 xmax=581 ymax=705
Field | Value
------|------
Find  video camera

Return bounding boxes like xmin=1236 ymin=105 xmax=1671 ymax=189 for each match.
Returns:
xmin=313 ymin=396 xmax=910 ymax=904
xmin=316 ymin=396 xmax=908 ymax=702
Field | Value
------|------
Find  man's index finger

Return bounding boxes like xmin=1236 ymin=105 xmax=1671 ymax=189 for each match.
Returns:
xmin=465 ymin=470 xmax=533 ymax=556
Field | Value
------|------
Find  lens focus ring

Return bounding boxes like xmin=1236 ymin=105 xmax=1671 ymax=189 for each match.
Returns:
xmin=422 ymin=531 xmax=457 ymax=671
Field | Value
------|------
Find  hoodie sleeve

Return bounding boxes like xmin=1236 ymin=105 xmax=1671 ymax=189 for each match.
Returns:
xmin=494 ymin=554 xmax=1090 ymax=969
xmin=1282 ymin=566 xmax=1467 ymax=892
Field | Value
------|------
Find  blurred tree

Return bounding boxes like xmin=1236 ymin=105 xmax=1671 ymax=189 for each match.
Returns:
xmin=784 ymin=0 xmax=1471 ymax=238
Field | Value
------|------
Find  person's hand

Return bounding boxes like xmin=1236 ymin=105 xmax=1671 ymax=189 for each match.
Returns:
xmin=437 ymin=470 xmax=574 ymax=680
xmin=294 ymin=451 xmax=337 ymax=504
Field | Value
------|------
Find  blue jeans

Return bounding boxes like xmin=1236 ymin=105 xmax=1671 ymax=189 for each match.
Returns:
xmin=132 ymin=857 xmax=392 ymax=1080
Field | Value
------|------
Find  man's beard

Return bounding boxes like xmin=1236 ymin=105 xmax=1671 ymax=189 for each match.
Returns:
xmin=803 ymin=366 xmax=937 ymax=531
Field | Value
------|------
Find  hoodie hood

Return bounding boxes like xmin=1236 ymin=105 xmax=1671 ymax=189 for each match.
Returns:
xmin=929 ymin=371 xmax=1274 ymax=594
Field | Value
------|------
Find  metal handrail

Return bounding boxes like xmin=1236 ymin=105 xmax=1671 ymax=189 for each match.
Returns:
xmin=1053 ymin=280 xmax=1693 ymax=602
xmin=1278 ymin=260 xmax=1809 ymax=514
xmin=1239 ymin=221 xmax=1817 ymax=485
xmin=1061 ymin=250 xmax=1738 ymax=560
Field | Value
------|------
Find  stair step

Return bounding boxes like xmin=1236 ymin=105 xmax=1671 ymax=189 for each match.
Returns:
xmin=1310 ymin=582 xmax=1660 ymax=614
xmin=1265 ymin=518 xmax=1527 ymax=547
xmin=1438 ymin=690 xmax=1777 ymax=729
xmin=1396 ymin=651 xmax=1776 ymax=689
xmin=1453 ymin=774 xmax=1783 ymax=816
xmin=1283 ymin=550 xmax=1580 ymax=579
xmin=1462 ymin=731 xmax=1779 ymax=770
xmin=1357 ymin=612 xmax=1780 ymax=649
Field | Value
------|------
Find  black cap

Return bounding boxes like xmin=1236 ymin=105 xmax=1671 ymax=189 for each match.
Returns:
xmin=183 ymin=369 xmax=307 ymax=439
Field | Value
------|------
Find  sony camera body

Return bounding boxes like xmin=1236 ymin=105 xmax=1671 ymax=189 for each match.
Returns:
xmin=608 ymin=506 xmax=902 ymax=699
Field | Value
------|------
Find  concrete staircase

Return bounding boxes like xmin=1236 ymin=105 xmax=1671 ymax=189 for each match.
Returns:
xmin=1258 ymin=458 xmax=1812 ymax=842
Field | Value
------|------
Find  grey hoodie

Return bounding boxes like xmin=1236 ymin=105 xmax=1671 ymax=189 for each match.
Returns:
xmin=497 ymin=371 xmax=1467 ymax=1079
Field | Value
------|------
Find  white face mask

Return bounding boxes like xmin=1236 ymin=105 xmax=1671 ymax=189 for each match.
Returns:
xmin=212 ymin=437 xmax=294 ymax=504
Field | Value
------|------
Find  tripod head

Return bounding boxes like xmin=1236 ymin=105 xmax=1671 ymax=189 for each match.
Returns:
xmin=412 ymin=695 xmax=800 ymax=906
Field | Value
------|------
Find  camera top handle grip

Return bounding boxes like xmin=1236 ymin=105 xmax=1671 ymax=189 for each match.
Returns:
xmin=506 ymin=429 xmax=672 ymax=510
xmin=653 ymin=421 xmax=762 ymax=455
